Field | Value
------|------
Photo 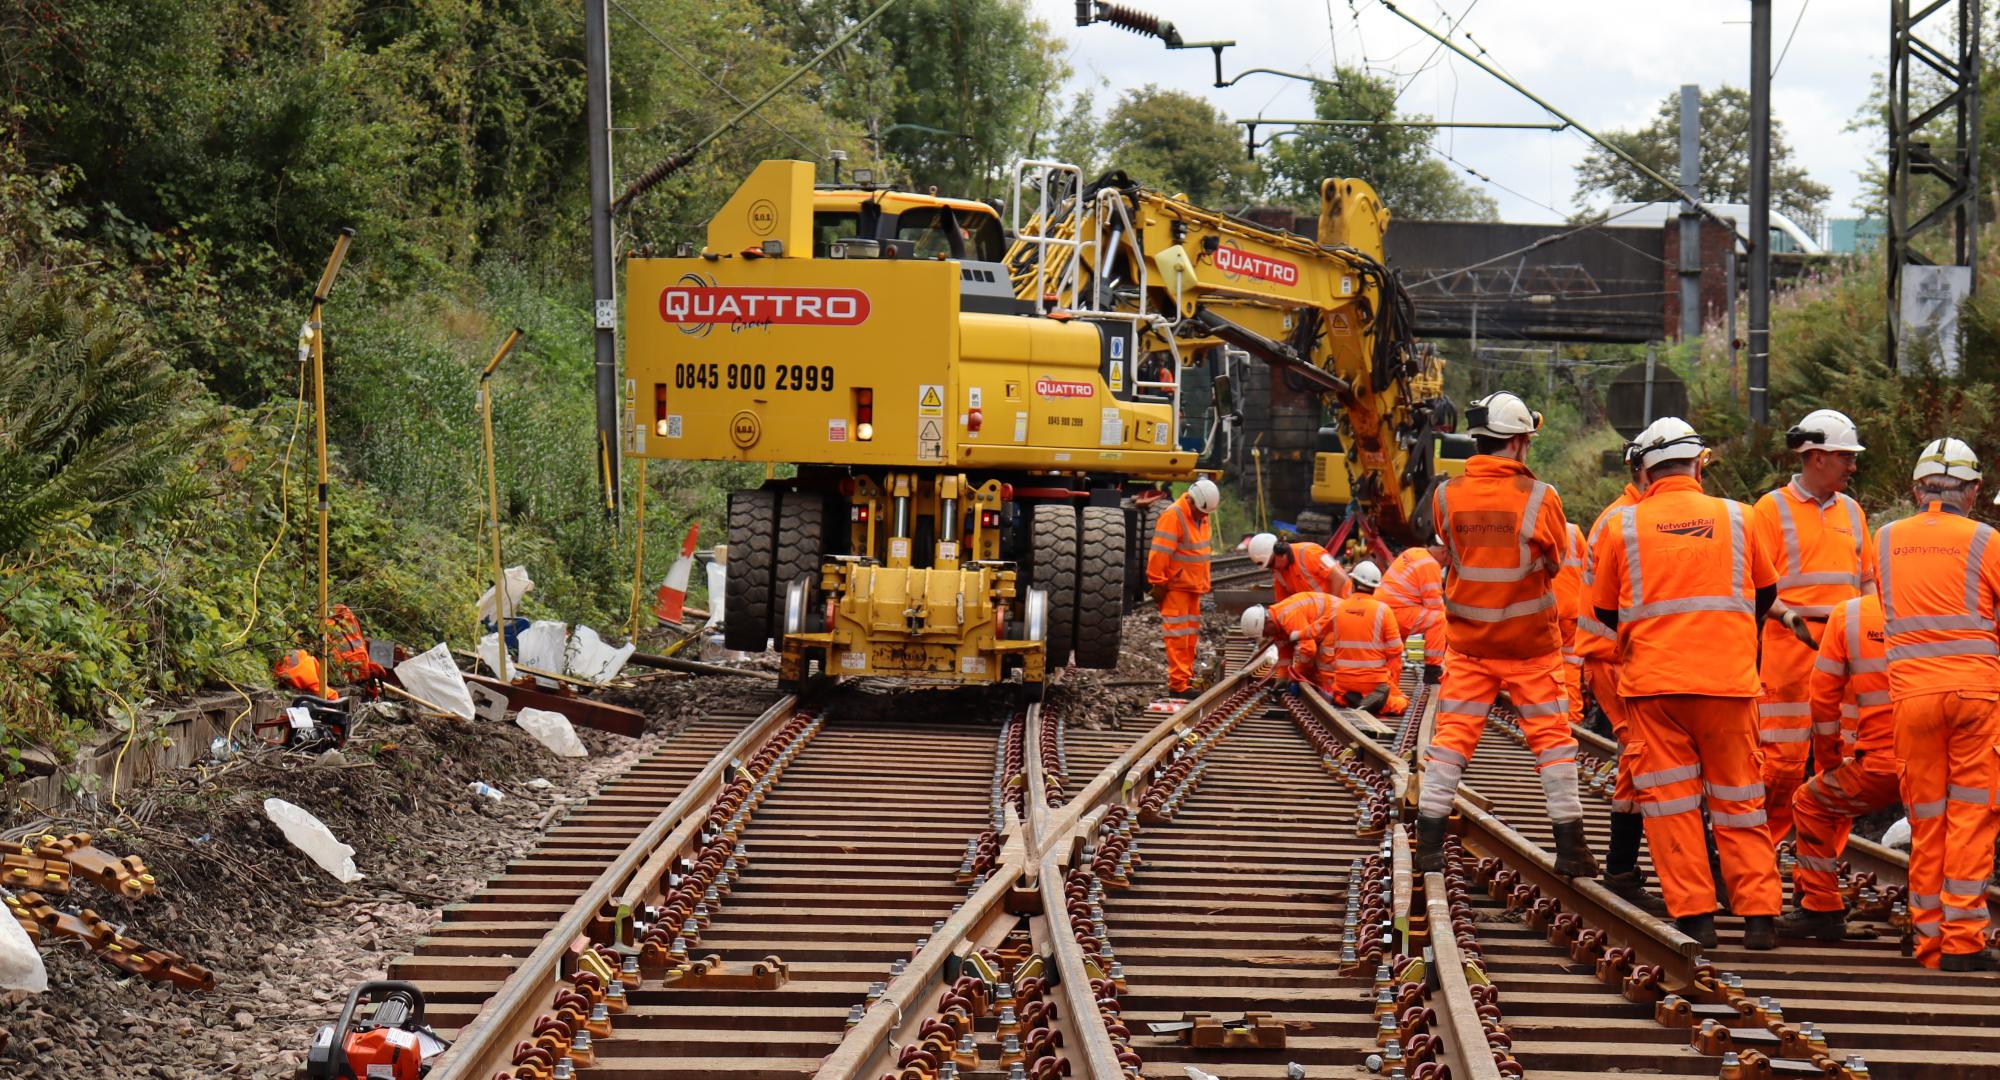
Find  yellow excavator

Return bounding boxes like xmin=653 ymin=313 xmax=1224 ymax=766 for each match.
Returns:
xmin=620 ymin=159 xmax=1457 ymax=692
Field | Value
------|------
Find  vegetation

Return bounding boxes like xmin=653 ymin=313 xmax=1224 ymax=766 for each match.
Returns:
xmin=1267 ymin=69 xmax=1499 ymax=222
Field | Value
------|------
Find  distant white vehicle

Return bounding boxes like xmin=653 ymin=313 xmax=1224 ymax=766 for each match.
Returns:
xmin=1597 ymin=201 xmax=1823 ymax=255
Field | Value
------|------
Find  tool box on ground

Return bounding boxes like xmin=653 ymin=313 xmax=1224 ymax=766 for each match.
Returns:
xmin=304 ymin=980 xmax=448 ymax=1080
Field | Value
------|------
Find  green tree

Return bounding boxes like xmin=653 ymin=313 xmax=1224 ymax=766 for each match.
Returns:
xmin=1098 ymin=85 xmax=1256 ymax=206
xmin=1267 ymin=69 xmax=1498 ymax=221
xmin=1574 ymin=86 xmax=1832 ymax=233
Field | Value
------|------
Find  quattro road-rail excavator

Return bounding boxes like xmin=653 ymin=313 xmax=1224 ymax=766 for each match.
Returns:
xmin=622 ymin=158 xmax=1458 ymax=692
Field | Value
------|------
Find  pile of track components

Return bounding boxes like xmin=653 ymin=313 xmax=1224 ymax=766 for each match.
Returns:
xmin=0 ymin=832 xmax=213 ymax=991
xmin=252 ymin=695 xmax=353 ymax=751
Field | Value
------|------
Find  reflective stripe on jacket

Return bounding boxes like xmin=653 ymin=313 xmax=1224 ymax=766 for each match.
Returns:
xmin=1379 ymin=547 xmax=1443 ymax=612
xmin=1809 ymin=594 xmax=1895 ymax=762
xmin=1273 ymin=541 xmax=1346 ymax=603
xmin=1876 ymin=504 xmax=2000 ymax=700
xmin=1589 ymin=475 xmax=1775 ymax=698
xmin=1752 ymin=477 xmax=1874 ymax=619
xmin=1434 ymin=455 xmax=1568 ymax=659
xmin=1147 ymin=495 xmax=1212 ymax=592
xmin=1271 ymin=592 xmax=1339 ymax=682
xmin=1574 ymin=483 xmax=1641 ymax=663
xmin=1330 ymin=592 xmax=1404 ymax=684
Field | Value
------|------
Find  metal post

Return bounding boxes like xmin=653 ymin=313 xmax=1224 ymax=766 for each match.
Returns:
xmin=1678 ymin=84 xmax=1703 ymax=342
xmin=310 ymin=228 xmax=354 ymax=692
xmin=1643 ymin=343 xmax=1657 ymax=425
xmin=586 ymin=0 xmax=622 ymax=518
xmin=480 ymin=329 xmax=524 ymax=683
xmin=1747 ymin=0 xmax=1771 ymax=425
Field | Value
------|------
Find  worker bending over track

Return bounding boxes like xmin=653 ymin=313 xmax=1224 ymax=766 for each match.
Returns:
xmin=1875 ymin=438 xmax=2000 ymax=971
xmin=1574 ymin=445 xmax=1668 ymax=915
xmin=1248 ymin=532 xmax=1350 ymax=603
xmin=1379 ymin=545 xmax=1446 ymax=683
xmin=1241 ymin=593 xmax=1339 ymax=694
xmin=1753 ymin=410 xmax=1874 ymax=842
xmin=1781 ymin=592 xmax=1898 ymax=941
xmin=1325 ymin=560 xmax=1408 ymax=714
xmin=1149 ymin=478 xmax=1218 ymax=695
xmin=1414 ymin=391 xmax=1595 ymax=878
xmin=1590 ymin=417 xmax=1780 ymax=950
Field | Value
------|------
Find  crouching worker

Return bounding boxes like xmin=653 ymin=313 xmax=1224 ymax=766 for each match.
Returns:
xmin=1240 ymin=593 xmax=1339 ymax=694
xmin=1326 ymin=560 xmax=1409 ymax=714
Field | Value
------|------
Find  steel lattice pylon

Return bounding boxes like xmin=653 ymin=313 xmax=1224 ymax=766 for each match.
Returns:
xmin=1887 ymin=0 xmax=1983 ymax=370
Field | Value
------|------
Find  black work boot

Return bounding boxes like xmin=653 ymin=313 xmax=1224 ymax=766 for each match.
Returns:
xmin=1777 ymin=907 xmax=1848 ymax=942
xmin=1423 ymin=663 xmax=1443 ymax=686
xmin=1602 ymin=868 xmax=1670 ymax=918
xmin=1413 ymin=814 xmax=1448 ymax=872
xmin=1551 ymin=819 xmax=1600 ymax=878
xmin=1741 ymin=915 xmax=1777 ymax=950
xmin=1941 ymin=948 xmax=2000 ymax=972
xmin=1676 ymin=913 xmax=1719 ymax=949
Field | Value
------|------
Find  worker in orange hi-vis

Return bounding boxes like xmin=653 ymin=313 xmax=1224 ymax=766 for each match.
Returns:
xmin=1379 ymin=544 xmax=1447 ymax=684
xmin=1240 ymin=592 xmax=1340 ymax=693
xmin=1779 ymin=592 xmax=1899 ymax=941
xmin=1247 ymin=532 xmax=1351 ymax=603
xmin=1576 ymin=444 xmax=1668 ymax=916
xmin=1590 ymin=417 xmax=1781 ymax=950
xmin=1325 ymin=560 xmax=1409 ymax=714
xmin=1553 ymin=520 xmax=1588 ymax=724
xmin=1875 ymin=438 xmax=2000 ymax=970
xmin=1412 ymin=391 xmax=1597 ymax=878
xmin=1750 ymin=409 xmax=1874 ymax=844
xmin=1148 ymin=477 xmax=1219 ymax=695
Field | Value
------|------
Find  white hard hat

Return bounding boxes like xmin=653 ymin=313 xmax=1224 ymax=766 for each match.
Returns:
xmin=1351 ymin=559 xmax=1382 ymax=590
xmin=1247 ymin=533 xmax=1279 ymax=567
xmin=1786 ymin=409 xmax=1864 ymax=454
xmin=1465 ymin=391 xmax=1542 ymax=438
xmin=1187 ymin=477 xmax=1220 ymax=514
xmin=1913 ymin=437 xmax=1980 ymax=482
xmin=1634 ymin=416 xmax=1705 ymax=469
xmin=1240 ymin=604 xmax=1268 ymax=639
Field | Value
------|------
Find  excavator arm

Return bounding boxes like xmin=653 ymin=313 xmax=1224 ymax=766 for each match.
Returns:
xmin=1006 ymin=167 xmax=1456 ymax=544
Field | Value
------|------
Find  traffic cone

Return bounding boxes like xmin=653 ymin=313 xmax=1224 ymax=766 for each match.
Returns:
xmin=654 ymin=523 xmax=700 ymax=625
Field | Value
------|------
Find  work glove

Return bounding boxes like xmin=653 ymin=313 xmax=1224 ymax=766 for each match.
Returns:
xmin=1150 ymin=582 xmax=1169 ymax=605
xmin=1781 ymin=610 xmax=1820 ymax=650
xmin=1353 ymin=686 xmax=1390 ymax=713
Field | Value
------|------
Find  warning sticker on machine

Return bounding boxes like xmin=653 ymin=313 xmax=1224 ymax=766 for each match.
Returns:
xmin=918 ymin=384 xmax=945 ymax=415
xmin=1154 ymin=422 xmax=1169 ymax=445
xmin=841 ymin=651 xmax=867 ymax=671
xmin=1108 ymin=363 xmax=1124 ymax=393
xmin=665 ymin=415 xmax=684 ymax=438
xmin=1099 ymin=407 xmax=1124 ymax=446
xmin=827 ymin=418 xmax=848 ymax=442
xmin=889 ymin=538 xmax=910 ymax=561
xmin=917 ymin=417 xmax=944 ymax=461
xmin=1329 ymin=312 xmax=1353 ymax=336
xmin=1013 ymin=411 xmax=1028 ymax=442
xmin=937 ymin=541 xmax=958 ymax=561
xmin=960 ymin=656 xmax=988 ymax=674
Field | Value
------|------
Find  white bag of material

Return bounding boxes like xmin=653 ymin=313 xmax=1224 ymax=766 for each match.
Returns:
xmin=0 ymin=899 xmax=46 ymax=992
xmin=477 ymin=631 xmax=511 ymax=678
xmin=394 ymin=643 xmax=475 ymax=720
xmin=517 ymin=620 xmax=570 ymax=687
xmin=263 ymin=798 xmax=365 ymax=883
xmin=477 ymin=565 xmax=535 ymax=624
xmin=1882 ymin=816 xmax=1912 ymax=851
xmin=566 ymin=625 xmax=634 ymax=684
xmin=705 ymin=556 xmax=726 ymax=630
xmin=516 ymin=707 xmax=589 ymax=758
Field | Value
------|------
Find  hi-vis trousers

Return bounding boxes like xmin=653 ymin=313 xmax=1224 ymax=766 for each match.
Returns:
xmin=1419 ymin=649 xmax=1578 ymax=822
xmin=1623 ymin=694 xmax=1781 ymax=919
xmin=1791 ymin=753 xmax=1901 ymax=913
xmin=1893 ymin=689 xmax=2000 ymax=967
xmin=1584 ymin=658 xmax=1638 ymax=815
xmin=1758 ymin=627 xmax=1818 ymax=841
xmin=1160 ymin=590 xmax=1202 ymax=693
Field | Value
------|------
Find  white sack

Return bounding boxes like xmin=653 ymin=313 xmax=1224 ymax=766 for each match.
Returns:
xmin=476 ymin=631 xmax=511 ymax=678
xmin=517 ymin=620 xmax=570 ymax=687
xmin=476 ymin=565 xmax=535 ymax=623
xmin=705 ymin=557 xmax=726 ymax=630
xmin=566 ymin=625 xmax=634 ymax=684
xmin=394 ymin=643 xmax=475 ymax=720
xmin=1882 ymin=816 xmax=1912 ymax=851
xmin=0 ymin=902 xmax=46 ymax=992
xmin=516 ymin=707 xmax=589 ymax=758
xmin=263 ymin=798 xmax=365 ymax=883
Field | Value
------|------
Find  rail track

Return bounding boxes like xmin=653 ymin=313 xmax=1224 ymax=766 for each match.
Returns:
xmin=378 ymin=630 xmax=2000 ymax=1080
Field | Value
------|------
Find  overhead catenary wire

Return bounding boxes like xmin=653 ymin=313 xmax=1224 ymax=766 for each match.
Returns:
xmin=1772 ymin=0 xmax=1811 ymax=77
xmin=613 ymin=0 xmax=900 ymax=214
xmin=1404 ymin=205 xmax=1661 ymax=290
xmin=1430 ymin=146 xmax=1668 ymax=267
xmin=606 ymin=0 xmax=822 ymax=162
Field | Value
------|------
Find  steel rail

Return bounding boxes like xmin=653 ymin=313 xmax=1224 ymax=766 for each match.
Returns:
xmin=421 ymin=694 xmax=798 ymax=1079
xmin=1421 ymin=869 xmax=1506 ymax=1080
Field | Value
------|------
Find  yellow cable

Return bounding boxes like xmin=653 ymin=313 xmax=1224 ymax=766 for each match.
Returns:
xmin=105 ymin=687 xmax=140 ymax=814
xmin=225 ymin=346 xmax=310 ymax=650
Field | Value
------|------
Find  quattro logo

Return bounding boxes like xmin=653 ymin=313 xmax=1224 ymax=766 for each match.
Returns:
xmin=1213 ymin=242 xmax=1300 ymax=286
xmin=660 ymin=281 xmax=870 ymax=335
xmin=1034 ymin=377 xmax=1095 ymax=399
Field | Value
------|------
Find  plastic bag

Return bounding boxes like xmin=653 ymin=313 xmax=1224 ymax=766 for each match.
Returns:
xmin=566 ymin=625 xmax=634 ymax=684
xmin=0 ymin=900 xmax=46 ymax=992
xmin=263 ymin=798 xmax=365 ymax=883
xmin=516 ymin=707 xmax=589 ymax=758
xmin=394 ymin=643 xmax=475 ymax=720
xmin=477 ymin=565 xmax=535 ymax=624
xmin=516 ymin=620 xmax=570 ymax=687
xmin=1882 ymin=816 xmax=1911 ymax=850
xmin=476 ymin=631 xmax=510 ymax=678
xmin=705 ymin=556 xmax=726 ymax=630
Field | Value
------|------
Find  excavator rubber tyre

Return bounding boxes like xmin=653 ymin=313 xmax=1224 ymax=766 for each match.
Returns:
xmin=1413 ymin=814 xmax=1448 ymax=872
xmin=774 ymin=491 xmax=828 ymax=634
xmin=724 ymin=490 xmax=779 ymax=652
xmin=1124 ymin=504 xmax=1157 ymax=613
xmin=1675 ymin=913 xmax=1719 ymax=949
xmin=1552 ymin=819 xmax=1601 ymax=879
xmin=1740 ymin=915 xmax=1777 ymax=951
xmin=1027 ymin=504 xmax=1079 ymax=667
xmin=1072 ymin=505 xmax=1128 ymax=669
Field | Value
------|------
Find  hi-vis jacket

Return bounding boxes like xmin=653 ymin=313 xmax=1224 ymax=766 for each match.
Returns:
xmin=1809 ymin=594 xmax=1895 ymax=762
xmin=1273 ymin=541 xmax=1345 ymax=603
xmin=1433 ymin=455 xmax=1569 ymax=659
xmin=1147 ymin=494 xmax=1212 ymax=592
xmin=1752 ymin=477 xmax=1876 ymax=619
xmin=1574 ymin=484 xmax=1642 ymax=664
xmin=1875 ymin=502 xmax=2000 ymax=701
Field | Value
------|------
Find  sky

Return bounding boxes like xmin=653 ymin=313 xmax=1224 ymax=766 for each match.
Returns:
xmin=1030 ymin=0 xmax=1886 ymax=228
